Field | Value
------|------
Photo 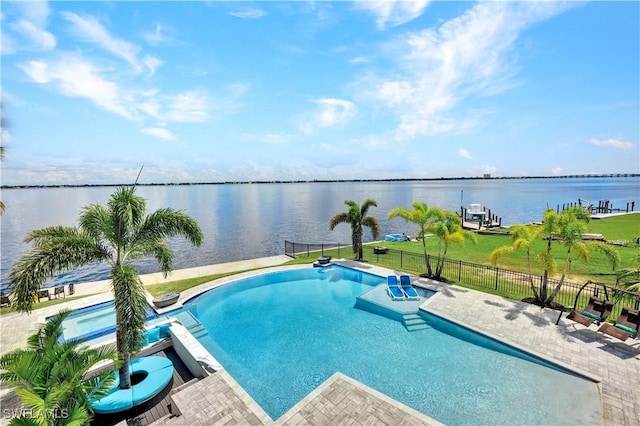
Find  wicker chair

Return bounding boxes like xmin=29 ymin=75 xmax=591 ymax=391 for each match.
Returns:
xmin=566 ymin=296 xmax=614 ymax=327
xmin=598 ymin=307 xmax=640 ymax=342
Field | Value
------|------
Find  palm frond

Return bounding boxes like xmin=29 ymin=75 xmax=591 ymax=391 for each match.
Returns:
xmin=8 ymin=237 xmax=109 ymax=312
xmin=329 ymin=212 xmax=348 ymax=230
xmin=79 ymin=204 xmax=114 ymax=244
xmin=361 ymin=216 xmax=381 ymax=240
xmin=135 ymin=208 xmax=204 ymax=247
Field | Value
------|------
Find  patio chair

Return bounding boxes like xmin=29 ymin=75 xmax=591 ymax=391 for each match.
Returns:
xmin=597 ymin=307 xmax=640 ymax=342
xmin=54 ymin=286 xmax=65 ymax=298
xmin=37 ymin=289 xmax=51 ymax=302
xmin=386 ymin=276 xmax=406 ymax=301
xmin=0 ymin=294 xmax=11 ymax=307
xmin=565 ymin=296 xmax=614 ymax=327
xmin=399 ymin=275 xmax=420 ymax=300
xmin=68 ymin=283 xmax=75 ymax=295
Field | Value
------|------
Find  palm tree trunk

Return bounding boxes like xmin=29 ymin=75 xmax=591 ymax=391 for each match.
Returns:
xmin=544 ymin=250 xmax=572 ymax=305
xmin=116 ymin=328 xmax=131 ymax=389
xmin=421 ymin=235 xmax=433 ymax=276
xmin=539 ymin=271 xmax=549 ymax=303
xmin=525 ymin=250 xmax=540 ymax=301
xmin=354 ymin=226 xmax=363 ymax=260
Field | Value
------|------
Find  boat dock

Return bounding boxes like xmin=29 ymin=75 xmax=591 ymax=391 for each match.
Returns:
xmin=460 ymin=204 xmax=502 ymax=230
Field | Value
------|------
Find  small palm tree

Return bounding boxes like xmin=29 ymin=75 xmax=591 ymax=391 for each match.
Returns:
xmin=8 ymin=183 xmax=203 ymax=389
xmin=490 ymin=223 xmax=541 ymax=300
xmin=430 ymin=209 xmax=477 ymax=279
xmin=0 ymin=310 xmax=118 ymax=425
xmin=388 ymin=201 xmax=438 ymax=277
xmin=543 ymin=207 xmax=619 ymax=305
xmin=329 ymin=199 xmax=381 ymax=261
xmin=491 ymin=206 xmax=620 ymax=307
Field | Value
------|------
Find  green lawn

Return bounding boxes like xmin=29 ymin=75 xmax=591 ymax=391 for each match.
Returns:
xmin=290 ymin=213 xmax=640 ymax=286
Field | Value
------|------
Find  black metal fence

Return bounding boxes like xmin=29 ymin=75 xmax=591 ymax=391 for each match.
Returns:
xmin=284 ymin=240 xmax=346 ymax=258
xmin=284 ymin=240 xmax=640 ymax=319
xmin=364 ymin=246 xmax=640 ymax=319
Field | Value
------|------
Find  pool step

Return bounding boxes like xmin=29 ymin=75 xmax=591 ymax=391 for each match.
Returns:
xmin=186 ymin=323 xmax=209 ymax=339
xmin=402 ymin=313 xmax=431 ymax=332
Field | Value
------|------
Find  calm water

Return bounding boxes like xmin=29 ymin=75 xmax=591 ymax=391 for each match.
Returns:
xmin=183 ymin=266 xmax=601 ymax=424
xmin=1 ymin=176 xmax=638 ymax=290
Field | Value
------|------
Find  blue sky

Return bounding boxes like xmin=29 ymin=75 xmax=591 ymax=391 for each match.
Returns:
xmin=1 ymin=1 xmax=638 ymax=185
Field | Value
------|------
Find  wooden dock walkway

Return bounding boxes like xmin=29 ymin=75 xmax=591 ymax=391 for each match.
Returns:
xmin=461 ymin=219 xmax=501 ymax=231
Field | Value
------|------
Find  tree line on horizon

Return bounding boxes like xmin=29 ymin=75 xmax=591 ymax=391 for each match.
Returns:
xmin=2 ymin=173 xmax=638 ymax=189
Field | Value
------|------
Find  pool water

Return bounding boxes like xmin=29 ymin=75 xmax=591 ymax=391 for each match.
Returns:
xmin=56 ymin=301 xmax=157 ymax=342
xmin=184 ymin=266 xmax=601 ymax=425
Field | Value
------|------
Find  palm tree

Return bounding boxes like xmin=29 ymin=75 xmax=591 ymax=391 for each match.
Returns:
xmin=430 ymin=209 xmax=477 ymax=279
xmin=543 ymin=207 xmax=619 ymax=305
xmin=0 ymin=310 xmax=118 ymax=425
xmin=490 ymin=223 xmax=541 ymax=300
xmin=8 ymin=184 xmax=203 ymax=389
xmin=491 ymin=206 xmax=619 ymax=307
xmin=388 ymin=201 xmax=438 ymax=277
xmin=329 ymin=199 xmax=381 ymax=261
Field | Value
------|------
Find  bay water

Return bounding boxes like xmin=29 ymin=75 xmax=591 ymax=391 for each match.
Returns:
xmin=1 ymin=176 xmax=638 ymax=290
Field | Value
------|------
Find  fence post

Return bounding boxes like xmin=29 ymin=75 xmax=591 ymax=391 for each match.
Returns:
xmin=400 ymin=250 xmax=403 ymax=269
xmin=495 ymin=267 xmax=499 ymax=290
xmin=458 ymin=260 xmax=462 ymax=281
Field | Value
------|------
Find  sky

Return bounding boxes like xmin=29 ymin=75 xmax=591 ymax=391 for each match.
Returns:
xmin=1 ymin=1 xmax=638 ymax=185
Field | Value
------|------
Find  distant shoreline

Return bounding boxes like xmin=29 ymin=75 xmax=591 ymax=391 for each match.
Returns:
xmin=1 ymin=173 xmax=638 ymax=189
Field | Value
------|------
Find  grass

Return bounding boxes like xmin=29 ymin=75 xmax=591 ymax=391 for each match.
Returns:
xmin=143 ymin=268 xmax=259 ymax=297
xmin=289 ymin=213 xmax=639 ymax=287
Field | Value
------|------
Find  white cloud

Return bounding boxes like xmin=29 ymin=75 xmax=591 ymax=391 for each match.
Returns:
xmin=19 ymin=54 xmax=211 ymax=126
xmin=18 ymin=1 xmax=52 ymax=28
xmin=165 ymin=92 xmax=208 ymax=122
xmin=356 ymin=0 xmax=430 ymax=30
xmin=361 ymin=2 xmax=572 ymax=141
xmin=19 ymin=57 xmax=132 ymax=119
xmin=458 ymin=148 xmax=472 ymax=159
xmin=229 ymin=7 xmax=266 ymax=19
xmin=299 ymin=98 xmax=356 ymax=135
xmin=142 ymin=55 xmax=163 ymax=75
xmin=60 ymin=11 xmax=144 ymax=73
xmin=314 ymin=98 xmax=356 ymax=128
xmin=142 ymin=23 xmax=175 ymax=46
xmin=13 ymin=19 xmax=56 ymax=50
xmin=551 ymin=167 xmax=564 ymax=176
xmin=589 ymin=138 xmax=635 ymax=150
xmin=2 ymin=1 xmax=55 ymax=53
xmin=142 ymin=127 xmax=176 ymax=141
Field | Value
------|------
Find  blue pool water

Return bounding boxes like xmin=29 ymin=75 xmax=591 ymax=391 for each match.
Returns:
xmin=183 ymin=266 xmax=601 ymax=425
xmin=55 ymin=301 xmax=157 ymax=342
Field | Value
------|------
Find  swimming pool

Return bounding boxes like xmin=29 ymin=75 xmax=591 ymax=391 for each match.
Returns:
xmin=183 ymin=265 xmax=601 ymax=425
xmin=55 ymin=300 xmax=157 ymax=342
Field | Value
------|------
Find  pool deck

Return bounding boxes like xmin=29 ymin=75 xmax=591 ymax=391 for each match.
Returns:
xmin=2 ymin=256 xmax=639 ymax=425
